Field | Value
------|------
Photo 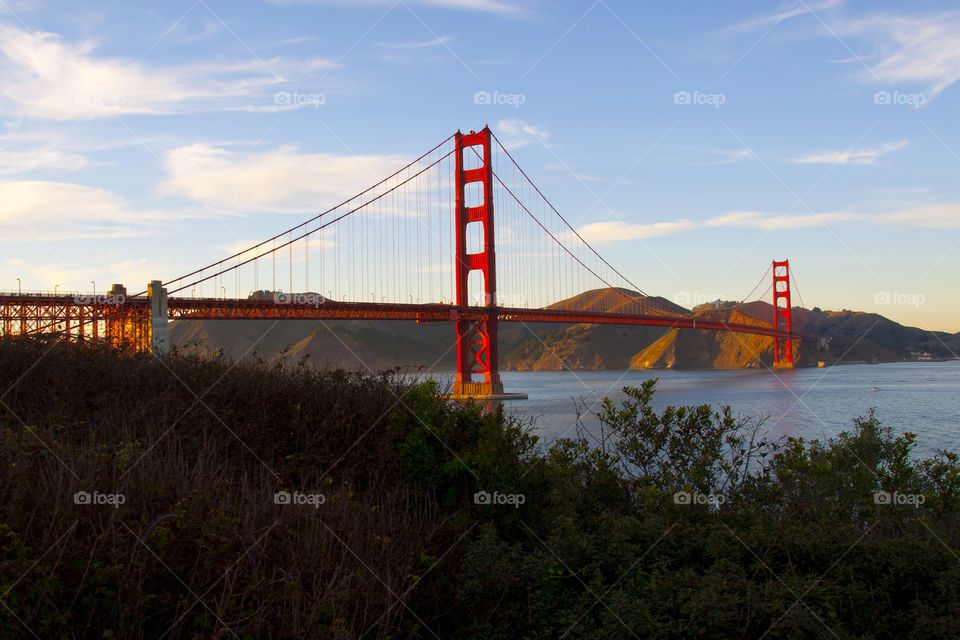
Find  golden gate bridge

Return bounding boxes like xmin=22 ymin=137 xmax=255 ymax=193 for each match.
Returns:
xmin=0 ymin=127 xmax=810 ymax=398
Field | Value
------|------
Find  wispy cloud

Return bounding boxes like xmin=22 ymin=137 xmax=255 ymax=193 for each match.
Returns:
xmin=727 ymin=3 xmax=960 ymax=95
xmin=0 ymin=23 xmax=333 ymax=120
xmin=160 ymin=143 xmax=411 ymax=213
xmin=836 ymin=11 xmax=960 ymax=95
xmin=267 ymin=0 xmax=529 ymax=17
xmin=0 ymin=147 xmax=88 ymax=173
xmin=575 ymin=200 xmax=960 ymax=244
xmin=378 ymin=36 xmax=453 ymax=49
xmin=0 ymin=179 xmax=192 ymax=241
xmin=495 ymin=119 xmax=548 ymax=150
xmin=578 ymin=220 xmax=696 ymax=243
xmin=787 ymin=140 xmax=908 ymax=165
xmin=704 ymin=210 xmax=861 ymax=230
xmin=721 ymin=0 xmax=843 ymax=36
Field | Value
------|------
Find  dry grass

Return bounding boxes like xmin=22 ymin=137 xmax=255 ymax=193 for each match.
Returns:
xmin=0 ymin=336 xmax=460 ymax=639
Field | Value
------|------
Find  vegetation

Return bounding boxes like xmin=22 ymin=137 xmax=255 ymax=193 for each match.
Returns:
xmin=1 ymin=336 xmax=958 ymax=638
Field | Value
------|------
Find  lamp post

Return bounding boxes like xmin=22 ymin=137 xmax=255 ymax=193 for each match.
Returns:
xmin=16 ymin=278 xmax=20 ymax=295
xmin=55 ymin=284 xmax=60 ymax=295
xmin=90 ymin=281 xmax=95 ymax=296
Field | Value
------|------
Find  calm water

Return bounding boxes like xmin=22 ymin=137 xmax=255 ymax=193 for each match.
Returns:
xmin=495 ymin=361 xmax=960 ymax=459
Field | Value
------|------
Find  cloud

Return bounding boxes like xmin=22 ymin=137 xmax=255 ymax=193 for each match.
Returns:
xmin=574 ymin=200 xmax=960 ymax=244
xmin=787 ymin=140 xmax=909 ymax=165
xmin=267 ymin=0 xmax=528 ymax=16
xmin=706 ymin=204 xmax=960 ymax=230
xmin=495 ymin=119 xmax=548 ymax=150
xmin=727 ymin=4 xmax=960 ymax=95
xmin=880 ymin=203 xmax=960 ymax=228
xmin=577 ymin=220 xmax=696 ymax=243
xmin=0 ymin=147 xmax=88 ymax=173
xmin=0 ymin=180 xmax=161 ymax=240
xmin=722 ymin=0 xmax=843 ymax=36
xmin=378 ymin=36 xmax=454 ymax=49
xmin=838 ymin=11 xmax=960 ymax=95
xmin=0 ymin=23 xmax=333 ymax=119
xmin=705 ymin=210 xmax=862 ymax=230
xmin=160 ymin=143 xmax=411 ymax=213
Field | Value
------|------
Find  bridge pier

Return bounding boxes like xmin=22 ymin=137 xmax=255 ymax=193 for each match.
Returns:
xmin=149 ymin=280 xmax=169 ymax=355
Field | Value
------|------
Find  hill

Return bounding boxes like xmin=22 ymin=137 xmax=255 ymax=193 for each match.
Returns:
xmin=170 ymin=289 xmax=960 ymax=369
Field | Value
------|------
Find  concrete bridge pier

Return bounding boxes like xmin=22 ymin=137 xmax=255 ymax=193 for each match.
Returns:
xmin=148 ymin=280 xmax=169 ymax=354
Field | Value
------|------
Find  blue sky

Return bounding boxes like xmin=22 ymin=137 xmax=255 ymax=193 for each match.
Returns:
xmin=1 ymin=0 xmax=959 ymax=331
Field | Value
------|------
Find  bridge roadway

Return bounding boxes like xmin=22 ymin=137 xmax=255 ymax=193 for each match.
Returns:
xmin=0 ymin=294 xmax=813 ymax=342
xmin=167 ymin=297 xmax=812 ymax=341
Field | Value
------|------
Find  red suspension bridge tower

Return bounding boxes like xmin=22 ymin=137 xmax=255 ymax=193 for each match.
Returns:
xmin=451 ymin=128 xmax=520 ymax=398
xmin=772 ymin=259 xmax=794 ymax=368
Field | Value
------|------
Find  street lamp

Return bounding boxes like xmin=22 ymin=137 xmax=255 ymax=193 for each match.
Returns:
xmin=221 ymin=286 xmax=226 ymax=299
xmin=55 ymin=284 xmax=60 ymax=295
xmin=15 ymin=278 xmax=20 ymax=295
xmin=90 ymin=281 xmax=95 ymax=296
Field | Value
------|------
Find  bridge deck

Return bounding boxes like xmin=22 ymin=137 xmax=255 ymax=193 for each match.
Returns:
xmin=0 ymin=294 xmax=811 ymax=342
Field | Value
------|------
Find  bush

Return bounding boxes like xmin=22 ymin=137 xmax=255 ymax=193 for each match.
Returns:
xmin=2 ymin=338 xmax=958 ymax=638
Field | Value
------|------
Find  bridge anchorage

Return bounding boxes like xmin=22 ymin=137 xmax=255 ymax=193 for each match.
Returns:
xmin=1 ymin=126 xmax=809 ymax=399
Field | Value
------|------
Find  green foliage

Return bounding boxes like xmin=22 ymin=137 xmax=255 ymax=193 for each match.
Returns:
xmin=1 ymin=336 xmax=958 ymax=638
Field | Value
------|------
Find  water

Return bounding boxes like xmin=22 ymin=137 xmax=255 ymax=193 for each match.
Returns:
xmin=497 ymin=361 xmax=960 ymax=459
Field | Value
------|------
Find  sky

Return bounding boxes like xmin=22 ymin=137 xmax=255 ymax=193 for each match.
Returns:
xmin=1 ymin=0 xmax=959 ymax=331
